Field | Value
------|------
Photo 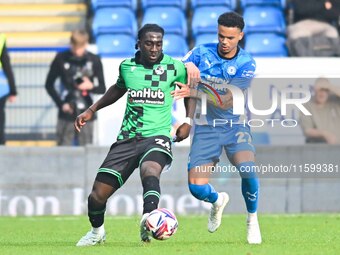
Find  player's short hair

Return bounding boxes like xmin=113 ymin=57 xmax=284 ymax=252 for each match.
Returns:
xmin=218 ymin=12 xmax=245 ymax=31
xmin=135 ymin=24 xmax=165 ymax=49
xmin=138 ymin=24 xmax=164 ymax=40
xmin=70 ymin=30 xmax=89 ymax=47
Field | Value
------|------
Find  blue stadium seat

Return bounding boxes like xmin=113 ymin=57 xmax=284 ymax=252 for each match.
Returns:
xmin=192 ymin=6 xmax=231 ymax=38
xmin=241 ymin=0 xmax=286 ymax=9
xmin=141 ymin=0 xmax=187 ymax=11
xmin=245 ymin=33 xmax=288 ymax=57
xmin=251 ymin=132 xmax=270 ymax=145
xmin=195 ymin=33 xmax=219 ymax=46
xmin=91 ymin=0 xmax=138 ymax=12
xmin=191 ymin=0 xmax=237 ymax=10
xmin=96 ymin=34 xmax=136 ymax=57
xmin=92 ymin=7 xmax=137 ymax=36
xmin=142 ymin=7 xmax=187 ymax=37
xmin=243 ymin=6 xmax=286 ymax=34
xmin=163 ymin=34 xmax=189 ymax=57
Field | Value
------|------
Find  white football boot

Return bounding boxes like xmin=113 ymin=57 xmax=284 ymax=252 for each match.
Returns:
xmin=247 ymin=213 xmax=262 ymax=244
xmin=140 ymin=213 xmax=152 ymax=242
xmin=76 ymin=228 xmax=106 ymax=246
xmin=208 ymin=192 xmax=229 ymax=233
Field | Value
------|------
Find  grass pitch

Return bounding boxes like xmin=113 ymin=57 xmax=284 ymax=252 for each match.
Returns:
xmin=1 ymin=214 xmax=339 ymax=255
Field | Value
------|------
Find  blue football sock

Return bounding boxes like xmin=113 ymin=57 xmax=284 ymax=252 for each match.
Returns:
xmin=188 ymin=183 xmax=218 ymax=203
xmin=237 ymin=161 xmax=259 ymax=213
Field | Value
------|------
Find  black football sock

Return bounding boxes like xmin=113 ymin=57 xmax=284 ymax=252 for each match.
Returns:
xmin=88 ymin=195 xmax=106 ymax=228
xmin=142 ymin=176 xmax=160 ymax=214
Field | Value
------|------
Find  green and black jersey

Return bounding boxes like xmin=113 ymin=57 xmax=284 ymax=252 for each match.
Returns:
xmin=116 ymin=53 xmax=186 ymax=140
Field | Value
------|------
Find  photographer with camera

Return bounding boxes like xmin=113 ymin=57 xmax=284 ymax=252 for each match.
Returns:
xmin=45 ymin=30 xmax=106 ymax=146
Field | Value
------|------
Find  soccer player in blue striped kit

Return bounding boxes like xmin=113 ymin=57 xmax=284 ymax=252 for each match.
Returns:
xmin=174 ymin=11 xmax=261 ymax=244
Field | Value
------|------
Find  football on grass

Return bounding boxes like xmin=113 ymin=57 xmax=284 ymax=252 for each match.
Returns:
xmin=145 ymin=208 xmax=178 ymax=240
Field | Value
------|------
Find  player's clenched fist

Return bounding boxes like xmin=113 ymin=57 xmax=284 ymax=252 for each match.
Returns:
xmin=74 ymin=108 xmax=94 ymax=132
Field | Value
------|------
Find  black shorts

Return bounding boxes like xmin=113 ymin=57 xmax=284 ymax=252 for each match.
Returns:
xmin=96 ymin=135 xmax=172 ymax=188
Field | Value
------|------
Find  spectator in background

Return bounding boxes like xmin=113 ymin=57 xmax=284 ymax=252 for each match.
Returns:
xmin=0 ymin=33 xmax=17 ymax=145
xmin=45 ymin=30 xmax=106 ymax=146
xmin=300 ymin=78 xmax=340 ymax=144
xmin=287 ymin=0 xmax=340 ymax=56
xmin=293 ymin=0 xmax=340 ymax=26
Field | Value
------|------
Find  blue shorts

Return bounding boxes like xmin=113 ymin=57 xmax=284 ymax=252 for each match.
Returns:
xmin=188 ymin=125 xmax=255 ymax=170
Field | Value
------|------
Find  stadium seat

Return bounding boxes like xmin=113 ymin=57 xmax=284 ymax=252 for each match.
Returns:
xmin=195 ymin=33 xmax=218 ymax=46
xmin=92 ymin=7 xmax=137 ymax=37
xmin=251 ymin=132 xmax=270 ymax=145
xmin=192 ymin=6 xmax=231 ymax=38
xmin=91 ymin=0 xmax=137 ymax=12
xmin=0 ymin=16 xmax=84 ymax=33
xmin=141 ymin=0 xmax=187 ymax=11
xmin=245 ymin=33 xmax=288 ymax=57
xmin=240 ymin=0 xmax=286 ymax=9
xmin=142 ymin=7 xmax=187 ymax=37
xmin=163 ymin=34 xmax=189 ymax=57
xmin=243 ymin=6 xmax=286 ymax=34
xmin=96 ymin=34 xmax=136 ymax=57
xmin=191 ymin=0 xmax=237 ymax=10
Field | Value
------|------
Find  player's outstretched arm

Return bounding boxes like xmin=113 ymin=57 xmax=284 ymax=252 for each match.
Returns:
xmin=89 ymin=84 xmax=127 ymax=112
xmin=185 ymin=62 xmax=201 ymax=86
xmin=173 ymin=97 xmax=196 ymax=142
xmin=74 ymin=108 xmax=93 ymax=132
xmin=214 ymin=91 xmax=233 ymax=110
xmin=172 ymin=82 xmax=233 ymax=110
xmin=171 ymin=82 xmax=191 ymax=99
xmin=172 ymin=62 xmax=201 ymax=100
xmin=74 ymin=85 xmax=127 ymax=132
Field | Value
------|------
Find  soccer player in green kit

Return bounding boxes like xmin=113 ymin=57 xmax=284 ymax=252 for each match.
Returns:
xmin=74 ymin=24 xmax=191 ymax=246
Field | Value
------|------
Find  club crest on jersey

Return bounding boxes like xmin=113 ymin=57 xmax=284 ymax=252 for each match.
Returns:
xmin=155 ymin=65 xmax=165 ymax=75
xmin=128 ymin=88 xmax=165 ymax=105
xmin=227 ymin=66 xmax=237 ymax=75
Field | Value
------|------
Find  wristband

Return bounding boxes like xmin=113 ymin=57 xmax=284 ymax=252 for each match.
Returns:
xmin=88 ymin=107 xmax=95 ymax=113
xmin=184 ymin=117 xmax=193 ymax=126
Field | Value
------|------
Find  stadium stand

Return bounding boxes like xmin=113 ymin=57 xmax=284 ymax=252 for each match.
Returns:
xmin=0 ymin=1 xmax=86 ymax=47
xmin=163 ymin=34 xmax=189 ymax=57
xmin=0 ymin=3 xmax=86 ymax=16
xmin=191 ymin=6 xmax=231 ymax=38
xmin=142 ymin=7 xmax=188 ymax=38
xmin=242 ymin=2 xmax=287 ymax=57
xmin=0 ymin=0 xmax=83 ymax=2
xmin=96 ymin=34 xmax=136 ymax=57
xmin=1 ymin=16 xmax=83 ymax=33
xmin=141 ymin=0 xmax=187 ymax=11
xmin=91 ymin=0 xmax=138 ymax=12
xmin=92 ymin=7 xmax=137 ymax=37
xmin=245 ymin=33 xmax=288 ymax=57
xmin=243 ymin=6 xmax=286 ymax=34
xmin=5 ymin=32 xmax=72 ymax=47
xmin=0 ymin=0 xmax=87 ymax=145
xmin=195 ymin=33 xmax=219 ymax=46
xmin=191 ymin=0 xmax=237 ymax=10
xmin=240 ymin=0 xmax=286 ymax=9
